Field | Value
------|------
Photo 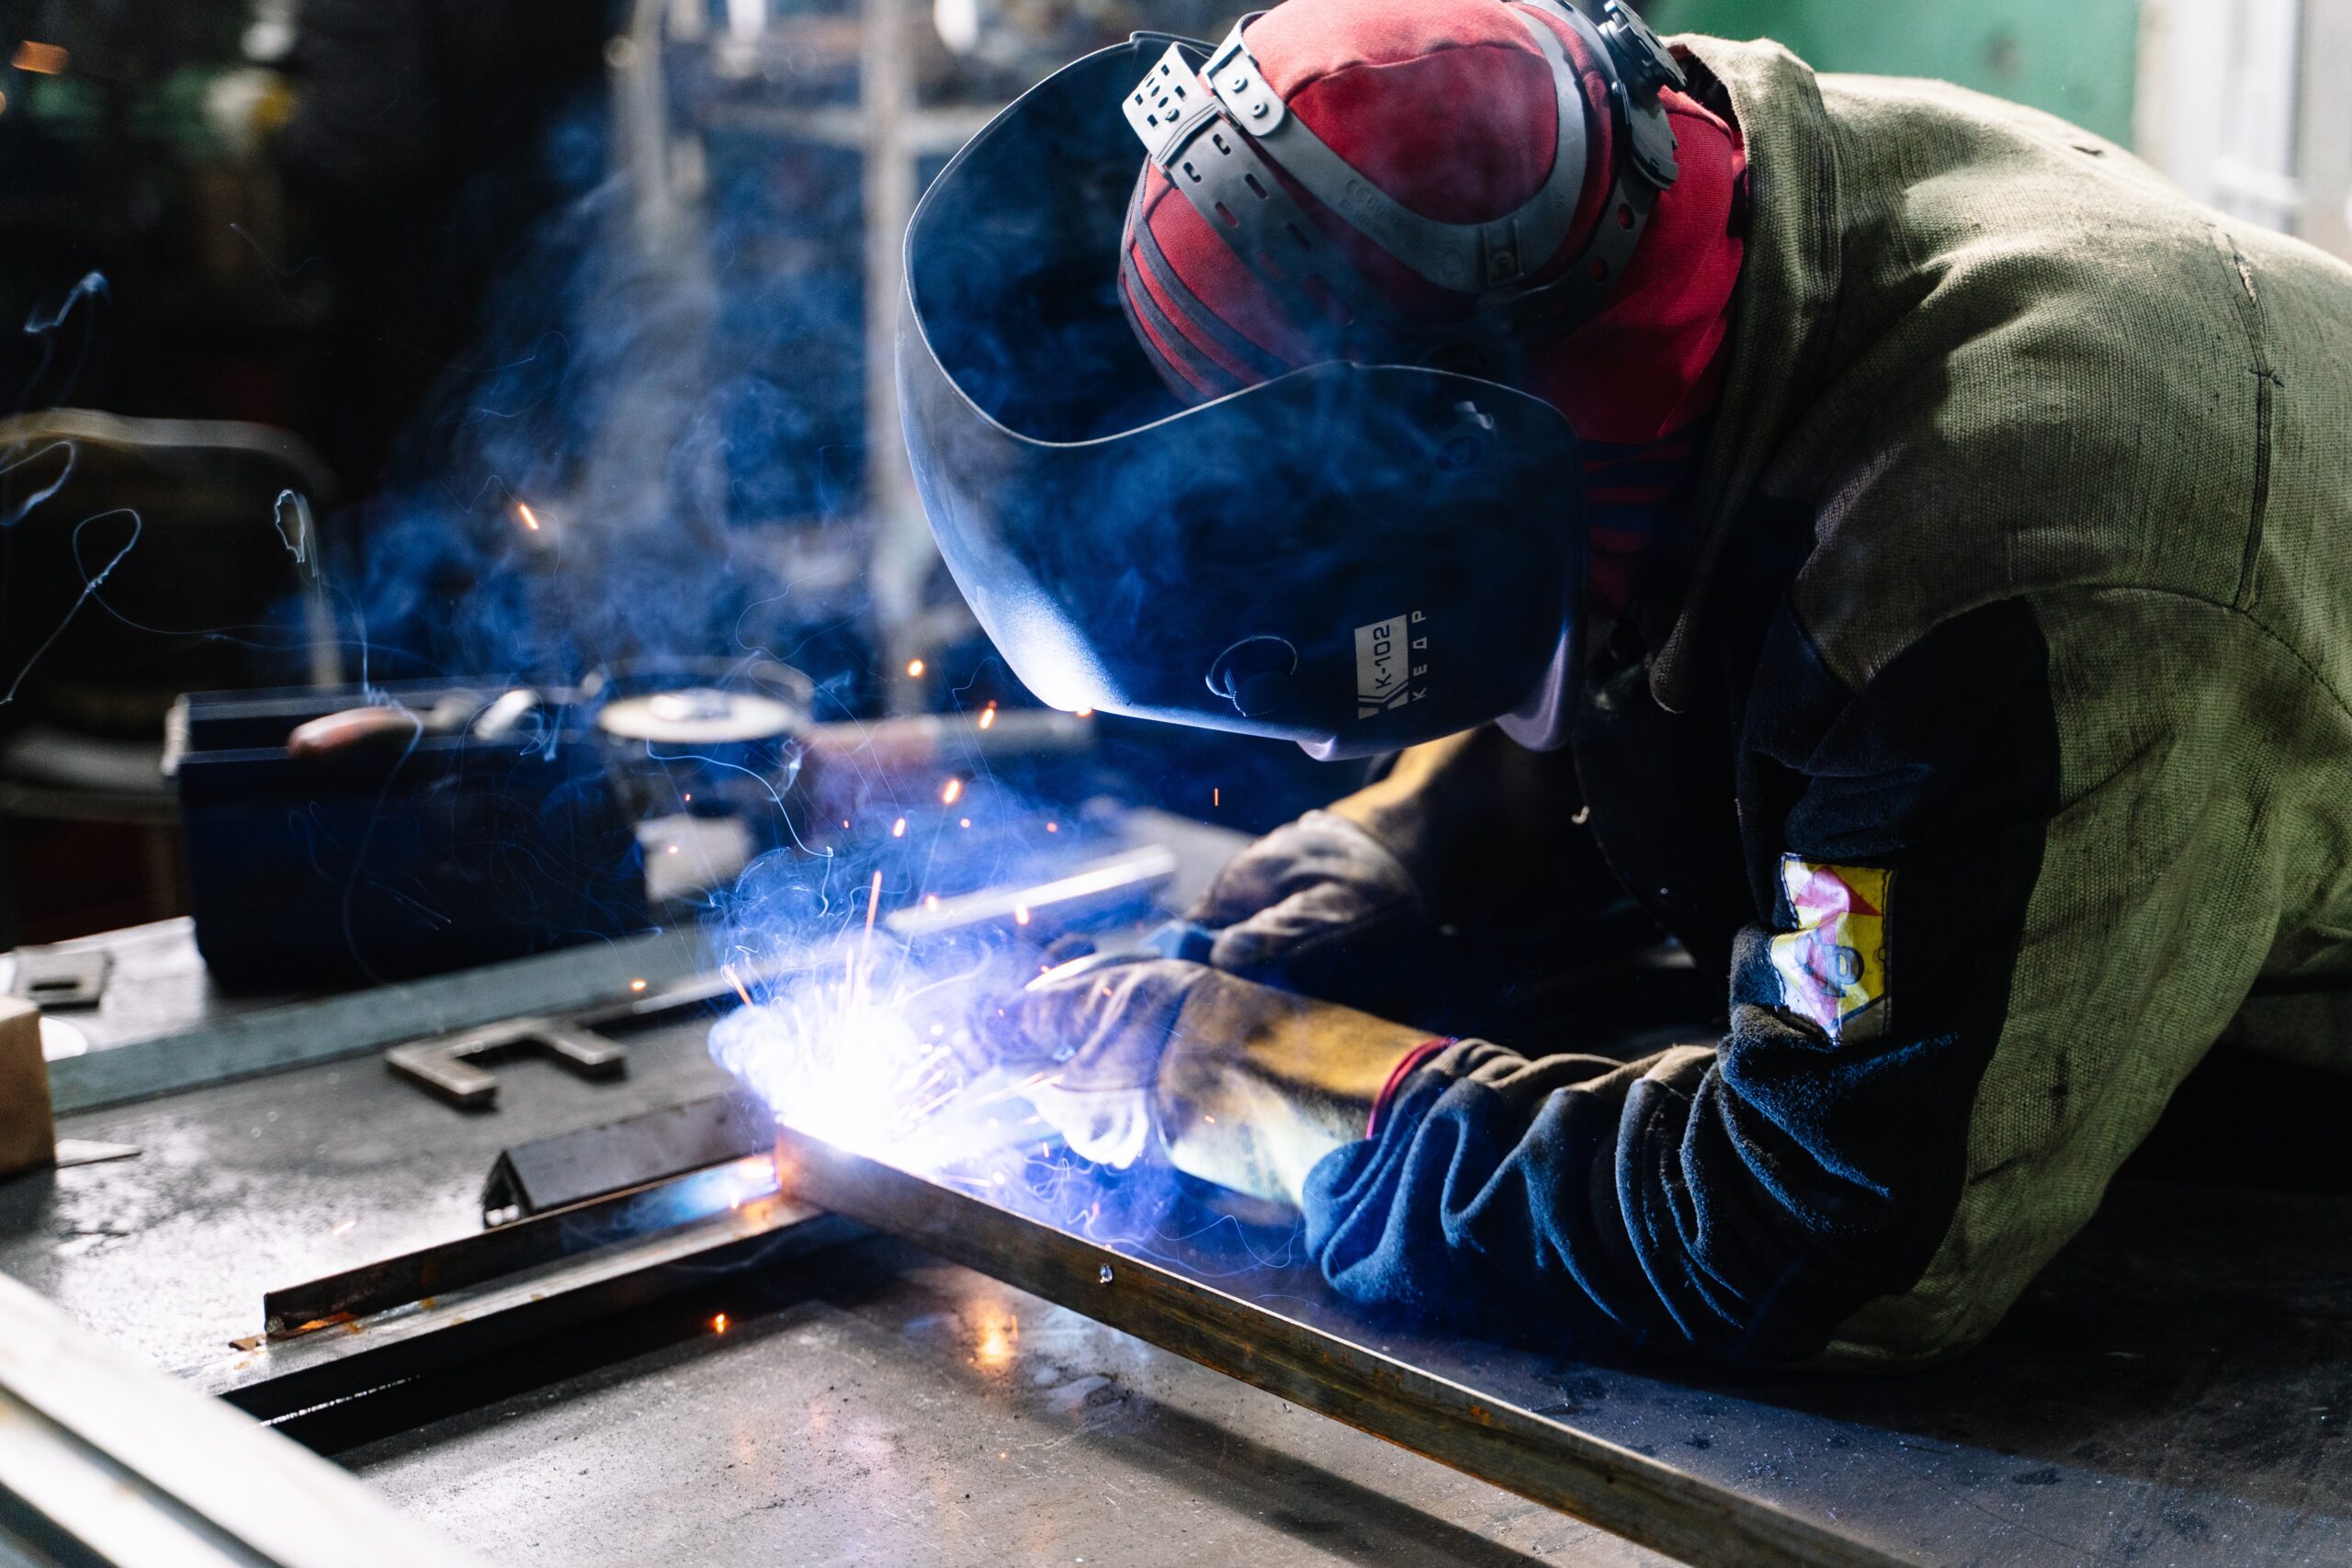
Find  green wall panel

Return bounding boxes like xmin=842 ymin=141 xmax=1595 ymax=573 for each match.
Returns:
xmin=1649 ymin=0 xmax=2140 ymax=146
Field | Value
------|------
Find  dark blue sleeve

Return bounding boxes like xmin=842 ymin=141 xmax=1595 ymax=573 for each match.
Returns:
xmin=1302 ymin=601 xmax=2062 ymax=1364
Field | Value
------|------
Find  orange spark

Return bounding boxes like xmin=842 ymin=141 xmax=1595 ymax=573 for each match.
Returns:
xmin=12 ymin=41 xmax=67 ymax=73
xmin=958 ymin=818 xmax=971 ymax=829
xmin=1014 ymin=906 xmax=1032 ymax=926
xmin=722 ymin=963 xmax=755 ymax=1008
xmin=941 ymin=777 xmax=963 ymax=806
xmin=514 ymin=502 xmax=542 ymax=532
xmin=712 ymin=1314 xmax=729 ymax=1335
xmin=629 ymin=978 xmax=648 ymax=993
xmin=972 ymin=1310 xmax=1018 ymax=1371
xmin=978 ymin=705 xmax=996 ymax=730
xmin=1073 ymin=707 xmax=1093 ymax=717
xmin=906 ymin=658 xmax=926 ymax=678
xmin=1046 ymin=821 xmax=1058 ymax=833
xmin=924 ymin=894 xmax=940 ymax=909
xmin=892 ymin=817 xmax=907 ymax=838
xmin=1213 ymin=786 xmax=1220 ymax=807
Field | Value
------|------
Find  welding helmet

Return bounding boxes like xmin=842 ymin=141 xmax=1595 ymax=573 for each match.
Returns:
xmin=899 ymin=1 xmax=1685 ymax=758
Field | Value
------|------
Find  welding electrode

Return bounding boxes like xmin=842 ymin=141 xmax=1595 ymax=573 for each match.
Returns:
xmin=1024 ymin=919 xmax=1216 ymax=992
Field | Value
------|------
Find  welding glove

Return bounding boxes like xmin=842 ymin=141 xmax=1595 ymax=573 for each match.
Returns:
xmin=1191 ymin=729 xmax=1623 ymax=1032
xmin=1188 ymin=810 xmax=1425 ymax=994
xmin=992 ymin=959 xmax=1427 ymax=1205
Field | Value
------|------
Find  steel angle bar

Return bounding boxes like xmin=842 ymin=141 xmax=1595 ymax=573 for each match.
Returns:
xmin=262 ymin=1153 xmax=782 ymax=1338
xmin=202 ymin=1190 xmax=860 ymax=1420
xmin=773 ymin=1125 xmax=1916 ymax=1568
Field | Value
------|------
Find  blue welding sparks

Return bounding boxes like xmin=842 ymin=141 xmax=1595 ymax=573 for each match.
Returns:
xmin=711 ymin=974 xmax=956 ymax=1162
xmin=709 ymin=867 xmax=1022 ymax=1166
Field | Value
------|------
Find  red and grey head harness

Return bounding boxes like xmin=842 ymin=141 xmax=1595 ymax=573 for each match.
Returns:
xmin=895 ymin=4 xmax=1708 ymax=761
xmin=1117 ymin=0 xmax=1686 ymax=396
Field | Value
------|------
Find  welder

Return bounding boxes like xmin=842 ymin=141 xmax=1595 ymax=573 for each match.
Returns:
xmin=899 ymin=0 xmax=2352 ymax=1367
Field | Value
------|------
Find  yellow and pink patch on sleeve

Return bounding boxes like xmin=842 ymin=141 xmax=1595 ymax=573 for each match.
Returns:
xmin=1769 ymin=858 xmax=1892 ymax=1043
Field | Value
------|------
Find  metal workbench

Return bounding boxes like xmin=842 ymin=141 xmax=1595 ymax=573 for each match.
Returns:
xmin=4 ymin=808 xmax=2350 ymax=1566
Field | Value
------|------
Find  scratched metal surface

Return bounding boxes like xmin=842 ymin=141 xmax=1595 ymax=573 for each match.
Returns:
xmin=345 ymin=1235 xmax=1674 ymax=1568
xmin=0 ymin=1012 xmax=742 ymax=1374
xmin=1160 ymin=1180 xmax=2352 ymax=1567
xmin=330 ymin=1149 xmax=2352 ymax=1568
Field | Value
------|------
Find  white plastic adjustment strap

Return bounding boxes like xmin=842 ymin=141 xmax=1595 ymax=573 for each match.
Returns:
xmin=1124 ymin=44 xmax=1223 ymax=166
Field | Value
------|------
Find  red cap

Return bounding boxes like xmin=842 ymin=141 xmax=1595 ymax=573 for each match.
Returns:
xmin=1119 ymin=0 xmax=1745 ymax=448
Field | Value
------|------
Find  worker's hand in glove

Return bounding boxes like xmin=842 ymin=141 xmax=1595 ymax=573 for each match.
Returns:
xmin=1188 ymin=811 xmax=1425 ymax=1002
xmin=989 ymin=959 xmax=1428 ymax=1205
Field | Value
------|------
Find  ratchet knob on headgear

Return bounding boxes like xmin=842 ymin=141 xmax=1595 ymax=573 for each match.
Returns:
xmin=1205 ymin=636 xmax=1299 ymax=718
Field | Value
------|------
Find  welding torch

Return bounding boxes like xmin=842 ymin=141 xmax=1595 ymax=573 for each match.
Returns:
xmin=1024 ymin=919 xmax=1216 ymax=990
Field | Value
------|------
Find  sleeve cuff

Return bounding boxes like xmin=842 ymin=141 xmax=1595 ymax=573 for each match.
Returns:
xmin=1365 ymin=1037 xmax=1454 ymax=1138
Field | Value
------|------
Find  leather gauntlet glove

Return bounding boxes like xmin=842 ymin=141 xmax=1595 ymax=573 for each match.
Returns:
xmin=989 ymin=958 xmax=1426 ymax=1204
xmin=1188 ymin=811 xmax=1426 ymax=1007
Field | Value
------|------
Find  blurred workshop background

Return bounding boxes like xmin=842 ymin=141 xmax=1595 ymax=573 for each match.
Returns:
xmin=0 ymin=0 xmax=2344 ymax=953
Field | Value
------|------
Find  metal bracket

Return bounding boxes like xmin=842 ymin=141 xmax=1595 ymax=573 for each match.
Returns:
xmin=385 ymin=1018 xmax=628 ymax=1109
xmin=9 ymin=947 xmax=110 ymax=1011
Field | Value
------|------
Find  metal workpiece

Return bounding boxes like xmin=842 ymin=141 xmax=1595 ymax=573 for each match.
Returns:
xmin=385 ymin=1017 xmax=628 ymax=1109
xmin=771 ymin=1126 xmax=1905 ymax=1568
xmin=262 ymin=1153 xmax=790 ymax=1340
xmin=882 ymin=844 xmax=1178 ymax=942
xmin=209 ymin=1188 xmax=858 ymax=1429
xmin=480 ymin=1093 xmax=773 ymax=1224
xmin=0 ymin=1269 xmax=486 ymax=1568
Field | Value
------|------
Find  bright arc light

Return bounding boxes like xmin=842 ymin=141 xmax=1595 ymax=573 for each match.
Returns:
xmin=710 ymin=995 xmax=944 ymax=1160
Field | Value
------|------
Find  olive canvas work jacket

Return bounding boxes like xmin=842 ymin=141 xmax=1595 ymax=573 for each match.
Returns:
xmin=1297 ymin=36 xmax=2352 ymax=1368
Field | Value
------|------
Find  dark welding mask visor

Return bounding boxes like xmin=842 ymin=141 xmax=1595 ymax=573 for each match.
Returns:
xmin=899 ymin=36 xmax=1587 ymax=761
